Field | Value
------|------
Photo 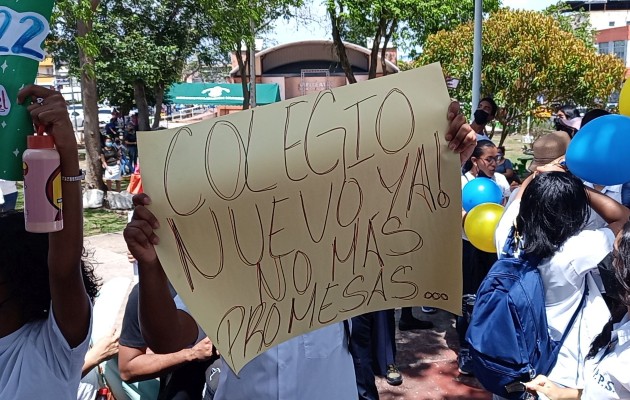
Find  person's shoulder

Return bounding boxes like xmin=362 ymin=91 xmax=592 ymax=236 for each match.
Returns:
xmin=555 ymin=228 xmax=614 ymax=269
xmin=493 ymin=172 xmax=511 ymax=191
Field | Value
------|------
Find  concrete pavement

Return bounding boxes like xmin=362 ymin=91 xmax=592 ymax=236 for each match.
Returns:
xmin=86 ymin=232 xmax=491 ymax=400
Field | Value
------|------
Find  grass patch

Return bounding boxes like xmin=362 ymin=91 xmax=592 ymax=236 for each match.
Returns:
xmin=14 ymin=182 xmax=129 ymax=236
xmin=83 ymin=208 xmax=129 ymax=236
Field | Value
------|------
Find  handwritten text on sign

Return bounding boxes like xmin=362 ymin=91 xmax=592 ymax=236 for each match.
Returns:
xmin=138 ymin=63 xmax=462 ymax=373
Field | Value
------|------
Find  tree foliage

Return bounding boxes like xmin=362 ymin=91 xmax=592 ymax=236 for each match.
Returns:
xmin=326 ymin=0 xmax=500 ymax=82
xmin=543 ymin=1 xmax=595 ymax=48
xmin=199 ymin=0 xmax=303 ymax=109
xmin=418 ymin=9 xmax=625 ymax=144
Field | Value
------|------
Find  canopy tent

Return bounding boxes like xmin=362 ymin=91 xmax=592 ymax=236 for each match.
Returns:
xmin=167 ymin=82 xmax=281 ymax=106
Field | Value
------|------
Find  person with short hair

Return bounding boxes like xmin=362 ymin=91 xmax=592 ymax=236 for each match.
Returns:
xmin=470 ymin=97 xmax=498 ymax=141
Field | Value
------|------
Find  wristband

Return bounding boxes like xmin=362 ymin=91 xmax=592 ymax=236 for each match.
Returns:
xmin=61 ymin=169 xmax=86 ymax=182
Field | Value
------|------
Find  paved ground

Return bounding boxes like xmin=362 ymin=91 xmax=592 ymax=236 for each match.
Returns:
xmin=86 ymin=232 xmax=491 ymax=400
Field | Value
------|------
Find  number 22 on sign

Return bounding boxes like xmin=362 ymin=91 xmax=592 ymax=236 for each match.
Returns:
xmin=0 ymin=7 xmax=49 ymax=61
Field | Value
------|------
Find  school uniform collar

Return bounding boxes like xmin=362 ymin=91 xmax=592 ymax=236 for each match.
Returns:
xmin=583 ymin=181 xmax=622 ymax=194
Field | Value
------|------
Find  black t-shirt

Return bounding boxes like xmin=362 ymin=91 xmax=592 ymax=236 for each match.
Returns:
xmin=119 ymin=283 xmax=145 ymax=348
xmin=102 ymin=146 xmax=119 ymax=166
xmin=120 ymin=283 xmax=178 ymax=348
xmin=125 ymin=131 xmax=138 ymax=148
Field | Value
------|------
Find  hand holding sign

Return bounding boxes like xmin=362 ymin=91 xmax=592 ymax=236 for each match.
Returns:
xmin=134 ymin=64 xmax=467 ymax=373
xmin=0 ymin=0 xmax=55 ymax=180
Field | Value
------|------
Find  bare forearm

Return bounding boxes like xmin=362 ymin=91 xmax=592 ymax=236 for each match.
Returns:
xmin=586 ymin=187 xmax=630 ymax=234
xmin=138 ymin=261 xmax=196 ymax=353
xmin=49 ymin=146 xmax=90 ymax=347
xmin=546 ymin=387 xmax=582 ymax=400
xmin=120 ymin=349 xmax=197 ymax=382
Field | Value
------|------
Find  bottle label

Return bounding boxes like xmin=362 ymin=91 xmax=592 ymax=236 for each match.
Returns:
xmin=23 ymin=158 xmax=62 ymax=226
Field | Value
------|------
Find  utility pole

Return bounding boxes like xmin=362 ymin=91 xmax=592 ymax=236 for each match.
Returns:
xmin=471 ymin=0 xmax=483 ymax=118
xmin=249 ymin=15 xmax=257 ymax=108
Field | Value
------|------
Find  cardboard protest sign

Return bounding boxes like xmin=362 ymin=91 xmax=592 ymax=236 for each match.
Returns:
xmin=0 ymin=0 xmax=55 ymax=180
xmin=138 ymin=62 xmax=462 ymax=373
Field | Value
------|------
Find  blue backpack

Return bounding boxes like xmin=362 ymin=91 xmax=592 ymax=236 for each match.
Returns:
xmin=465 ymin=229 xmax=587 ymax=399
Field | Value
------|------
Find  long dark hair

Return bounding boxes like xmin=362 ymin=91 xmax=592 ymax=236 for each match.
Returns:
xmin=463 ymin=140 xmax=496 ymax=173
xmin=0 ymin=211 xmax=100 ymax=322
xmin=588 ymin=220 xmax=630 ymax=358
xmin=517 ymin=172 xmax=590 ymax=260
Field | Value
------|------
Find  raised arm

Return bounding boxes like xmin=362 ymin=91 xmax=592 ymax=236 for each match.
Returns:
xmin=118 ymin=337 xmax=213 ymax=382
xmin=18 ymin=85 xmax=90 ymax=348
xmin=123 ymin=194 xmax=199 ymax=353
xmin=586 ymin=187 xmax=630 ymax=235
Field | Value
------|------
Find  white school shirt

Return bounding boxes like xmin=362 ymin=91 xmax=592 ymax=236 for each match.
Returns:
xmin=175 ymin=296 xmax=357 ymax=400
xmin=495 ymin=199 xmax=613 ymax=388
xmin=582 ymin=313 xmax=630 ymax=400
xmin=0 ymin=306 xmax=92 ymax=400
xmin=583 ymin=182 xmax=623 ymax=231
xmin=462 ymin=171 xmax=511 ymax=241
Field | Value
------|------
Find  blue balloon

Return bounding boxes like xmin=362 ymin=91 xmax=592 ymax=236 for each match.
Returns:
xmin=462 ymin=177 xmax=503 ymax=212
xmin=567 ymin=114 xmax=630 ymax=186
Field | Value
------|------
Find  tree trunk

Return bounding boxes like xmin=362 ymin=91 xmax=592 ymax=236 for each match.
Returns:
xmin=134 ymin=80 xmax=151 ymax=131
xmin=236 ymin=48 xmax=250 ymax=110
xmin=77 ymin=1 xmax=106 ymax=192
xmin=368 ymin=17 xmax=386 ymax=80
xmin=380 ymin=19 xmax=397 ymax=77
xmin=328 ymin=4 xmax=357 ymax=84
xmin=152 ymin=83 xmax=165 ymax=129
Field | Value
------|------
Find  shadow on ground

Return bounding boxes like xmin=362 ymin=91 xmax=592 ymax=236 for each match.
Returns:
xmin=375 ymin=307 xmax=491 ymax=400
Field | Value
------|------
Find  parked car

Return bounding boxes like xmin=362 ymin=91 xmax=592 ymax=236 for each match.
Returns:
xmin=98 ymin=107 xmax=113 ymax=127
xmin=67 ymin=104 xmax=84 ymax=130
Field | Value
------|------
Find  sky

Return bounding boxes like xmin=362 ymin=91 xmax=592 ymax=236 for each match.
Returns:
xmin=271 ymin=0 xmax=557 ymax=45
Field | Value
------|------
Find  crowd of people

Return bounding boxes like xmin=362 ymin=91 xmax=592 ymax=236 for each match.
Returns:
xmin=100 ymin=111 xmax=139 ymax=192
xmin=2 ymin=84 xmax=630 ymax=400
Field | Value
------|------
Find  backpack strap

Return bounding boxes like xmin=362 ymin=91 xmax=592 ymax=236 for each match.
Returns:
xmin=558 ymin=278 xmax=589 ymax=346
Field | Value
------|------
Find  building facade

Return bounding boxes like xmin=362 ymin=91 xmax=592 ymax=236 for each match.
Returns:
xmin=229 ymin=40 xmax=399 ymax=102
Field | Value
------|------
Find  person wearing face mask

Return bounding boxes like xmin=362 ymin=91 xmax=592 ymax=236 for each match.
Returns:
xmin=457 ymin=140 xmax=512 ymax=375
xmin=100 ymin=138 xmax=122 ymax=192
xmin=554 ymin=105 xmax=582 ymax=139
xmin=470 ymin=97 xmax=498 ymax=141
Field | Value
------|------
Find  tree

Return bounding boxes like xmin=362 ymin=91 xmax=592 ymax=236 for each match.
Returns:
xmin=418 ymin=9 xmax=625 ymax=145
xmin=543 ymin=1 xmax=595 ymax=48
xmin=200 ymin=0 xmax=303 ymax=109
xmin=326 ymin=0 xmax=500 ymax=82
xmin=95 ymin=0 xmax=212 ymax=130
xmin=54 ymin=0 xmax=106 ymax=191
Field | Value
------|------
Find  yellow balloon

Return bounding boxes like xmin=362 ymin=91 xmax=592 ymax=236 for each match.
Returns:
xmin=620 ymin=80 xmax=630 ymax=117
xmin=464 ymin=203 xmax=505 ymax=253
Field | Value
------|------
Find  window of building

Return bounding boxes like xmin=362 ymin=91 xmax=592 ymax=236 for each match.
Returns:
xmin=599 ymin=42 xmax=611 ymax=54
xmin=614 ymin=40 xmax=626 ymax=60
xmin=610 ymin=21 xmax=615 ymax=26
